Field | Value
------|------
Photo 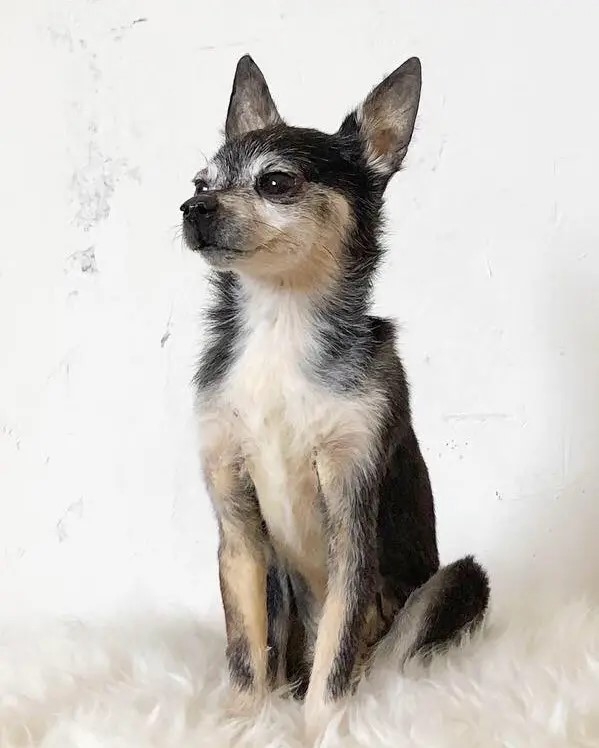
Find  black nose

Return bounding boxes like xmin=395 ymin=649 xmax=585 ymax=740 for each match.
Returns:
xmin=180 ymin=193 xmax=218 ymax=217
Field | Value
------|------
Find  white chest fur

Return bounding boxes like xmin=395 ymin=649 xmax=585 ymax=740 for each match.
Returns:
xmin=199 ymin=283 xmax=384 ymax=600
xmin=228 ymin=288 xmax=329 ymax=593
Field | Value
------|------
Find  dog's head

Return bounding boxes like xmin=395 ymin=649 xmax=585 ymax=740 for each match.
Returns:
xmin=181 ymin=55 xmax=421 ymax=290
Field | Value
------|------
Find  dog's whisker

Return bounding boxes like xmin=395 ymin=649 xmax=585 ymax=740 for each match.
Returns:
xmin=246 ymin=218 xmax=344 ymax=270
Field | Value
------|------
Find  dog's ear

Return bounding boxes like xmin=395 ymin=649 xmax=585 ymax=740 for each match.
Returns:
xmin=225 ymin=55 xmax=283 ymax=140
xmin=341 ymin=57 xmax=421 ymax=181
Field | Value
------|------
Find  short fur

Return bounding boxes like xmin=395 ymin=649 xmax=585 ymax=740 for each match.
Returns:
xmin=180 ymin=54 xmax=490 ymax=734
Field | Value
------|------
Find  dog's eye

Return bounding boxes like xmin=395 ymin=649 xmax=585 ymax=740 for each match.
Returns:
xmin=194 ymin=179 xmax=210 ymax=194
xmin=256 ymin=172 xmax=301 ymax=198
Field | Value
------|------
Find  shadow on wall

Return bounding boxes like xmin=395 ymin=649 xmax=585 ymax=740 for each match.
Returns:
xmin=502 ymin=231 xmax=599 ymax=607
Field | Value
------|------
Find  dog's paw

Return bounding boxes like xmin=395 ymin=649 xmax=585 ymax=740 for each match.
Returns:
xmin=224 ymin=684 xmax=267 ymax=722
xmin=303 ymin=690 xmax=340 ymax=744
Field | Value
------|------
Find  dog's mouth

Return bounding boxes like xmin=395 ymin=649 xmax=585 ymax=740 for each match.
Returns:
xmin=187 ymin=242 xmax=246 ymax=268
xmin=190 ymin=243 xmax=227 ymax=254
xmin=187 ymin=240 xmax=261 ymax=264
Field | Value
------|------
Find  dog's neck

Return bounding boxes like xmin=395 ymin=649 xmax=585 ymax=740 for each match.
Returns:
xmin=196 ymin=251 xmax=379 ymax=394
xmin=231 ymin=268 xmax=377 ymax=394
xmin=237 ymin=270 xmax=371 ymax=338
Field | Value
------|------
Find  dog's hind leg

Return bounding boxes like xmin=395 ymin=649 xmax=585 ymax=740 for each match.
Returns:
xmin=372 ymin=555 xmax=490 ymax=667
xmin=266 ymin=565 xmax=290 ymax=689
xmin=266 ymin=565 xmax=311 ymax=697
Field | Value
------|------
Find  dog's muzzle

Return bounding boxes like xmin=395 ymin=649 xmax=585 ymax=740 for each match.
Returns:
xmin=180 ymin=193 xmax=219 ymax=249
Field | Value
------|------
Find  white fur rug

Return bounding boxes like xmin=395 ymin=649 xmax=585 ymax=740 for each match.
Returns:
xmin=2 ymin=600 xmax=599 ymax=747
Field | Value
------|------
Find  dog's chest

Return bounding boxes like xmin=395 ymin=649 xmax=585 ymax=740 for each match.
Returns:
xmin=223 ymin=297 xmax=332 ymax=586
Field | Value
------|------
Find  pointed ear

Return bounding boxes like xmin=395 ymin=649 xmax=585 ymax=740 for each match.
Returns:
xmin=225 ymin=55 xmax=283 ymax=140
xmin=344 ymin=57 xmax=421 ymax=179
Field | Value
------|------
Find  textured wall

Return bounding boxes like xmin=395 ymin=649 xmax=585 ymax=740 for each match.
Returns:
xmin=2 ymin=0 xmax=599 ymax=622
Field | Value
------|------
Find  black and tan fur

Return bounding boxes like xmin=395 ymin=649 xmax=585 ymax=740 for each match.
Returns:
xmin=180 ymin=55 xmax=490 ymax=733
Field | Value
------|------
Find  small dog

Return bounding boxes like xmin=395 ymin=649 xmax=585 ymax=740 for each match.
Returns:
xmin=180 ymin=55 xmax=489 ymax=734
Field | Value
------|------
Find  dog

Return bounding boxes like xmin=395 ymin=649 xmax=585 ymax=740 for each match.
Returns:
xmin=180 ymin=54 xmax=490 ymax=736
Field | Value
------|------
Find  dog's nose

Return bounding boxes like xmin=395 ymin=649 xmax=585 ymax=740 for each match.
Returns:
xmin=180 ymin=194 xmax=218 ymax=217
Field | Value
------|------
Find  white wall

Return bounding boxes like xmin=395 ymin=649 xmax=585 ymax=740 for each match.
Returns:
xmin=2 ymin=0 xmax=599 ymax=623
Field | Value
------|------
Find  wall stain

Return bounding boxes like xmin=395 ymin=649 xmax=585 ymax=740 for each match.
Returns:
xmin=56 ymin=498 xmax=84 ymax=544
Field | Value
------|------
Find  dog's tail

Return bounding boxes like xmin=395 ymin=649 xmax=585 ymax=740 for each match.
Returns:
xmin=373 ymin=556 xmax=490 ymax=667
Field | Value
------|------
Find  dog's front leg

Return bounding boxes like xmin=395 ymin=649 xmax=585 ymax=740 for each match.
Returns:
xmin=205 ymin=454 xmax=269 ymax=702
xmin=219 ymin=518 xmax=268 ymax=700
xmin=305 ymin=458 xmax=378 ymax=736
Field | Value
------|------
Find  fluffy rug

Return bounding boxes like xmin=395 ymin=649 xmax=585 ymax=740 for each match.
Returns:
xmin=2 ymin=599 xmax=599 ymax=747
